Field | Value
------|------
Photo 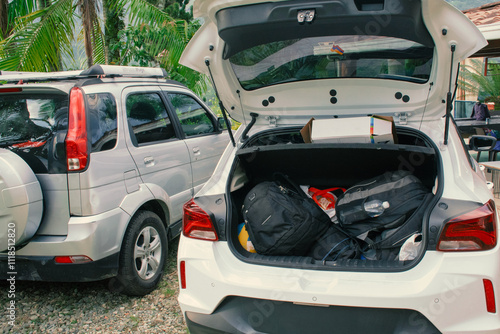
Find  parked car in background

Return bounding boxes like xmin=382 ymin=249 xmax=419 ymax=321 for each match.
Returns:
xmin=0 ymin=65 xmax=229 ymax=295
xmin=177 ymin=0 xmax=500 ymax=333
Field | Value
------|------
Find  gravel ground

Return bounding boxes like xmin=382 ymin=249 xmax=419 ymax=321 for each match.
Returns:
xmin=1 ymin=238 xmax=187 ymax=334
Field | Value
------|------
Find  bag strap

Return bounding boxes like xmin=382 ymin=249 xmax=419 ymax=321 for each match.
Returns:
xmin=322 ymin=223 xmax=364 ymax=264
xmin=272 ymin=172 xmax=307 ymax=198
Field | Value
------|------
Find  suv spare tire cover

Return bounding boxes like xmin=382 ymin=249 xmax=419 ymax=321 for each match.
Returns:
xmin=0 ymin=149 xmax=43 ymax=251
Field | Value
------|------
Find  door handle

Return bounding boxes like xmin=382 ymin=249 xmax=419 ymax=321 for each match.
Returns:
xmin=193 ymin=147 xmax=201 ymax=156
xmin=144 ymin=156 xmax=155 ymax=166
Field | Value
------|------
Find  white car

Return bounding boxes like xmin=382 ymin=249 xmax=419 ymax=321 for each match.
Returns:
xmin=177 ymin=0 xmax=500 ymax=332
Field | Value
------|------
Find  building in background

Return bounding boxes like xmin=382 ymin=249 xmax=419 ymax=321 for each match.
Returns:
xmin=455 ymin=2 xmax=500 ymax=117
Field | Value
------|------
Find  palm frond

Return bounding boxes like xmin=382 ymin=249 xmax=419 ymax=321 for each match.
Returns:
xmin=4 ymin=0 xmax=37 ymax=37
xmin=91 ymin=20 xmax=107 ymax=65
xmin=116 ymin=0 xmax=174 ymax=28
xmin=0 ymin=0 xmax=75 ymax=71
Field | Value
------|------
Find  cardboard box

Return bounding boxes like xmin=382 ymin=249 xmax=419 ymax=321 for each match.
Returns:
xmin=300 ymin=116 xmax=396 ymax=144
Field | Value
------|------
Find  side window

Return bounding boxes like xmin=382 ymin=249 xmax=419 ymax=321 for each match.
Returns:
xmin=126 ymin=93 xmax=176 ymax=146
xmin=86 ymin=93 xmax=118 ymax=152
xmin=168 ymin=93 xmax=216 ymax=137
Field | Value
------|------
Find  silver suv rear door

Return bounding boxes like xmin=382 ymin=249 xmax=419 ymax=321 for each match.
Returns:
xmin=162 ymin=88 xmax=230 ymax=194
xmin=122 ymin=86 xmax=192 ymax=223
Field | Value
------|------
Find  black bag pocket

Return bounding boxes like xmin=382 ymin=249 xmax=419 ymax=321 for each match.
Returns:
xmin=308 ymin=224 xmax=362 ymax=262
xmin=242 ymin=176 xmax=331 ymax=256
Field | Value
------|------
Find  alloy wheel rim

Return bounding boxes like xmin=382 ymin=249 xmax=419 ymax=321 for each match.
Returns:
xmin=133 ymin=226 xmax=162 ymax=280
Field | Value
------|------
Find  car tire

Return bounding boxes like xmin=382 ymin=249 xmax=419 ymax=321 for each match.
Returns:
xmin=0 ymin=149 xmax=43 ymax=251
xmin=115 ymin=210 xmax=168 ymax=296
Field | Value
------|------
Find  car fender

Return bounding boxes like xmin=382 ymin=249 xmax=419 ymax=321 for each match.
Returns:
xmin=119 ymin=184 xmax=156 ymax=216
xmin=144 ymin=182 xmax=174 ymax=222
xmin=119 ymin=182 xmax=174 ymax=223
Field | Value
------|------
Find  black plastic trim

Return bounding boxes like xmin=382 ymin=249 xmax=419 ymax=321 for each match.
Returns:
xmin=426 ymin=198 xmax=484 ymax=250
xmin=0 ymin=252 xmax=119 ymax=282
xmin=185 ymin=296 xmax=442 ymax=334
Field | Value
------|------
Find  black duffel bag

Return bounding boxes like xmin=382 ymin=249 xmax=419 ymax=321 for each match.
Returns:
xmin=242 ymin=174 xmax=331 ymax=256
xmin=335 ymin=170 xmax=430 ymax=251
xmin=308 ymin=224 xmax=362 ymax=262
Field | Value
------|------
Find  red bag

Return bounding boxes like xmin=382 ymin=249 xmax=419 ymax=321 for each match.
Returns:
xmin=308 ymin=187 xmax=345 ymax=210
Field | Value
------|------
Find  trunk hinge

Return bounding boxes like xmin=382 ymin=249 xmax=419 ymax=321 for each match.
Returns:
xmin=395 ymin=112 xmax=410 ymax=125
xmin=266 ymin=115 xmax=280 ymax=127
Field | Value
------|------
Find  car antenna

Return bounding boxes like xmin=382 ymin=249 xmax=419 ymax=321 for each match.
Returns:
xmin=443 ymin=44 xmax=456 ymax=146
xmin=205 ymin=58 xmax=236 ymax=147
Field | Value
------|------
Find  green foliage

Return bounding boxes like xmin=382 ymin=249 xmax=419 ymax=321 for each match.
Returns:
xmin=459 ymin=59 xmax=500 ymax=105
xmin=165 ymin=0 xmax=193 ymax=21
xmin=104 ymin=0 xmax=124 ymax=64
xmin=113 ymin=19 xmax=209 ymax=96
xmin=0 ymin=0 xmax=75 ymax=71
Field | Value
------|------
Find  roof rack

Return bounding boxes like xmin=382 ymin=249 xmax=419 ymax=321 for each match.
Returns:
xmin=0 ymin=65 xmax=168 ymax=83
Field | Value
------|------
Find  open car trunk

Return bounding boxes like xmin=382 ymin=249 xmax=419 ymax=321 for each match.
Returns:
xmin=227 ymin=126 xmax=439 ymax=271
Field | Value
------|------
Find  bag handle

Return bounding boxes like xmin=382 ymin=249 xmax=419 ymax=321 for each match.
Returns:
xmin=272 ymin=172 xmax=307 ymax=198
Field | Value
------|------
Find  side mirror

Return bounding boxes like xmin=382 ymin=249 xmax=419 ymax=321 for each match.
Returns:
xmin=218 ymin=117 xmax=232 ymax=130
xmin=469 ymin=135 xmax=497 ymax=151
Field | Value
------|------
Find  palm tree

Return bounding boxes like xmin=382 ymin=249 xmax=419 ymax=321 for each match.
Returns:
xmin=459 ymin=58 xmax=500 ymax=105
xmin=109 ymin=0 xmax=208 ymax=95
xmin=0 ymin=0 xmax=176 ymax=71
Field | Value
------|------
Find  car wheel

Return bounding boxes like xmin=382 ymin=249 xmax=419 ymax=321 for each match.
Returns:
xmin=115 ymin=210 xmax=168 ymax=296
xmin=0 ymin=149 xmax=43 ymax=251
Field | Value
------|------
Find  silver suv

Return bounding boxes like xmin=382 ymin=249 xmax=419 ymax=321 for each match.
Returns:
xmin=0 ymin=65 xmax=229 ymax=295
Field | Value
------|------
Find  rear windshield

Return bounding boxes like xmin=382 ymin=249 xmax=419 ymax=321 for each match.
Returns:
xmin=0 ymin=94 xmax=68 ymax=146
xmin=0 ymin=94 xmax=68 ymax=173
xmin=229 ymin=35 xmax=434 ymax=90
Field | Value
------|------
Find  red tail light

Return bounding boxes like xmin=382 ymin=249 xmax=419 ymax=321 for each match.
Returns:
xmin=66 ymin=87 xmax=88 ymax=171
xmin=437 ymin=200 xmax=497 ymax=251
xmin=182 ymin=199 xmax=218 ymax=241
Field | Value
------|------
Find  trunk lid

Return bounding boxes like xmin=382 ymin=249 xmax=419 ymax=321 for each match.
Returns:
xmin=181 ymin=0 xmax=487 ymax=125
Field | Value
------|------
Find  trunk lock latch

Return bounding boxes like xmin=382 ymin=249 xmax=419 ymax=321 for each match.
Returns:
xmin=297 ymin=9 xmax=315 ymax=23
xmin=395 ymin=112 xmax=410 ymax=125
xmin=266 ymin=116 xmax=280 ymax=127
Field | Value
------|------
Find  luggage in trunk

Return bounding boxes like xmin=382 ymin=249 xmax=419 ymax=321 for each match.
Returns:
xmin=229 ymin=130 xmax=438 ymax=270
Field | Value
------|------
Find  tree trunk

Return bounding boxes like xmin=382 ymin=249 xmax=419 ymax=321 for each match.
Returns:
xmin=0 ymin=0 xmax=8 ymax=39
xmin=102 ymin=0 xmax=109 ymax=64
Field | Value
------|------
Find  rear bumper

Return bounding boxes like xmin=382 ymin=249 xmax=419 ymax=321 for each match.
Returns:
xmin=11 ymin=207 xmax=130 ymax=261
xmin=0 ymin=252 xmax=119 ymax=282
xmin=0 ymin=208 xmax=129 ymax=282
xmin=178 ymin=238 xmax=500 ymax=334
xmin=184 ymin=296 xmax=440 ymax=334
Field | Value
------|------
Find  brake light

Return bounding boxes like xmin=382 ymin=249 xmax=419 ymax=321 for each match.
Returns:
xmin=66 ymin=87 xmax=88 ymax=171
xmin=0 ymin=88 xmax=22 ymax=93
xmin=437 ymin=200 xmax=497 ymax=251
xmin=182 ymin=199 xmax=218 ymax=241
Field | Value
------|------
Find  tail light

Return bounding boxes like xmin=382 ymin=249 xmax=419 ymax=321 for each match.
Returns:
xmin=182 ymin=199 xmax=218 ymax=241
xmin=437 ymin=200 xmax=497 ymax=251
xmin=66 ymin=87 xmax=88 ymax=171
